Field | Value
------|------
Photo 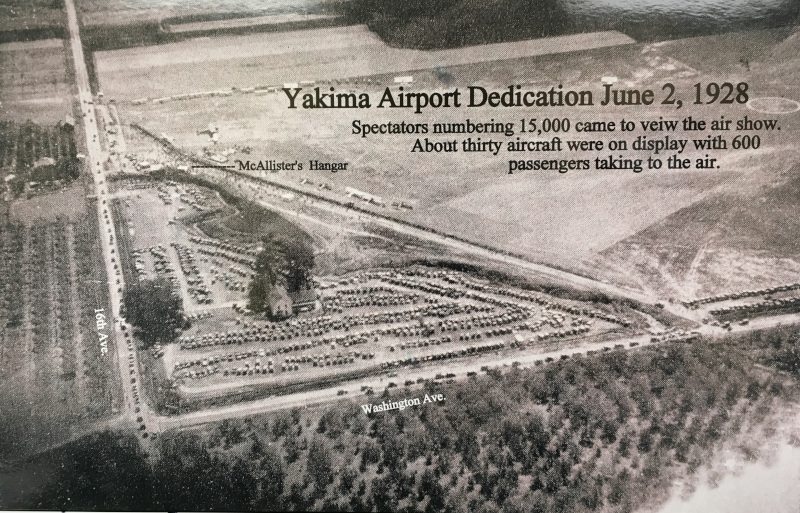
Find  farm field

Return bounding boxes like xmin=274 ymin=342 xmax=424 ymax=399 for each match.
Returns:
xmin=0 ymin=1 xmax=64 ymax=33
xmin=0 ymin=39 xmax=72 ymax=124
xmin=0 ymin=185 xmax=120 ymax=461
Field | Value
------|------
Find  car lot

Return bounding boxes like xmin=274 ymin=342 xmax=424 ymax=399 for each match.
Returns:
xmin=156 ymin=265 xmax=629 ymax=404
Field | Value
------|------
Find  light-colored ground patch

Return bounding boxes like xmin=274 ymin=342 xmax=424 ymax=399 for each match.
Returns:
xmin=0 ymin=39 xmax=64 ymax=52
xmin=696 ymin=249 xmax=800 ymax=297
xmin=10 ymin=185 xmax=88 ymax=225
xmin=444 ymin=171 xmax=728 ymax=258
xmin=77 ymin=0 xmax=320 ymax=26
xmin=166 ymin=13 xmax=337 ymax=33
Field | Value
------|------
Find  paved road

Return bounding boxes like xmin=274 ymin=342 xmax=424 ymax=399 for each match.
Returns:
xmin=157 ymin=308 xmax=800 ymax=430
xmin=64 ymin=0 xmax=159 ymax=447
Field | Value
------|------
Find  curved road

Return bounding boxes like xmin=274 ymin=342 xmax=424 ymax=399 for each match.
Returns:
xmin=191 ymin=164 xmax=656 ymax=305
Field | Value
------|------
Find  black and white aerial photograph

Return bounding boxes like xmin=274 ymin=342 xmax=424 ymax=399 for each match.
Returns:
xmin=1 ymin=0 xmax=800 ymax=511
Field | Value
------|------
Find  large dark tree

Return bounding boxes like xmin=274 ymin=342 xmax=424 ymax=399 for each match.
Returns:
xmin=123 ymin=278 xmax=184 ymax=347
xmin=247 ymin=273 xmax=272 ymax=313
xmin=57 ymin=155 xmax=80 ymax=180
xmin=247 ymin=234 xmax=314 ymax=313
xmin=280 ymin=235 xmax=314 ymax=293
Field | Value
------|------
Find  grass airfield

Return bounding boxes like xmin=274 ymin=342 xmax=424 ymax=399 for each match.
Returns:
xmin=97 ymin=24 xmax=800 ymax=299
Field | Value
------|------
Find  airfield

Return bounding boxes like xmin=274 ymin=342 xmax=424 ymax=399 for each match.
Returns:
xmin=94 ymin=23 xmax=800 ymax=302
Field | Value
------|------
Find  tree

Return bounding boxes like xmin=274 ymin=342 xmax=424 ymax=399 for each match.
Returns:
xmin=279 ymin=235 xmax=314 ymax=293
xmin=247 ymin=273 xmax=272 ymax=313
xmin=253 ymin=235 xmax=281 ymax=285
xmin=637 ymin=429 xmax=653 ymax=453
xmin=56 ymin=155 xmax=80 ymax=180
xmin=247 ymin=234 xmax=314 ymax=313
xmin=255 ymin=446 xmax=286 ymax=510
xmin=123 ymin=278 xmax=183 ymax=347
xmin=420 ymin=468 xmax=446 ymax=512
xmin=307 ymin=437 xmax=333 ymax=492
xmin=774 ymin=339 xmax=800 ymax=377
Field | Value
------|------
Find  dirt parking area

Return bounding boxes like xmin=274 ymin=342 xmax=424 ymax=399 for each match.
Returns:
xmin=158 ymin=265 xmax=629 ymax=404
xmin=115 ymin=181 xmax=260 ymax=312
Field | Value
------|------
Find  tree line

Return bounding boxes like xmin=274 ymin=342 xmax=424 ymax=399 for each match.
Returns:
xmin=336 ymin=0 xmax=573 ymax=50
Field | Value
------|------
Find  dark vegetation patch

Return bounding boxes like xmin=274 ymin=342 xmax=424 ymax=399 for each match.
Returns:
xmin=336 ymin=0 xmax=573 ymax=50
xmin=123 ymin=278 xmax=186 ymax=348
xmin=0 ymin=121 xmax=79 ymax=198
xmin=200 ymin=202 xmax=312 ymax=248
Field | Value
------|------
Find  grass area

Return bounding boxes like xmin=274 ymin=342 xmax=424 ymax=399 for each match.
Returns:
xmin=204 ymin=202 xmax=313 ymax=246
